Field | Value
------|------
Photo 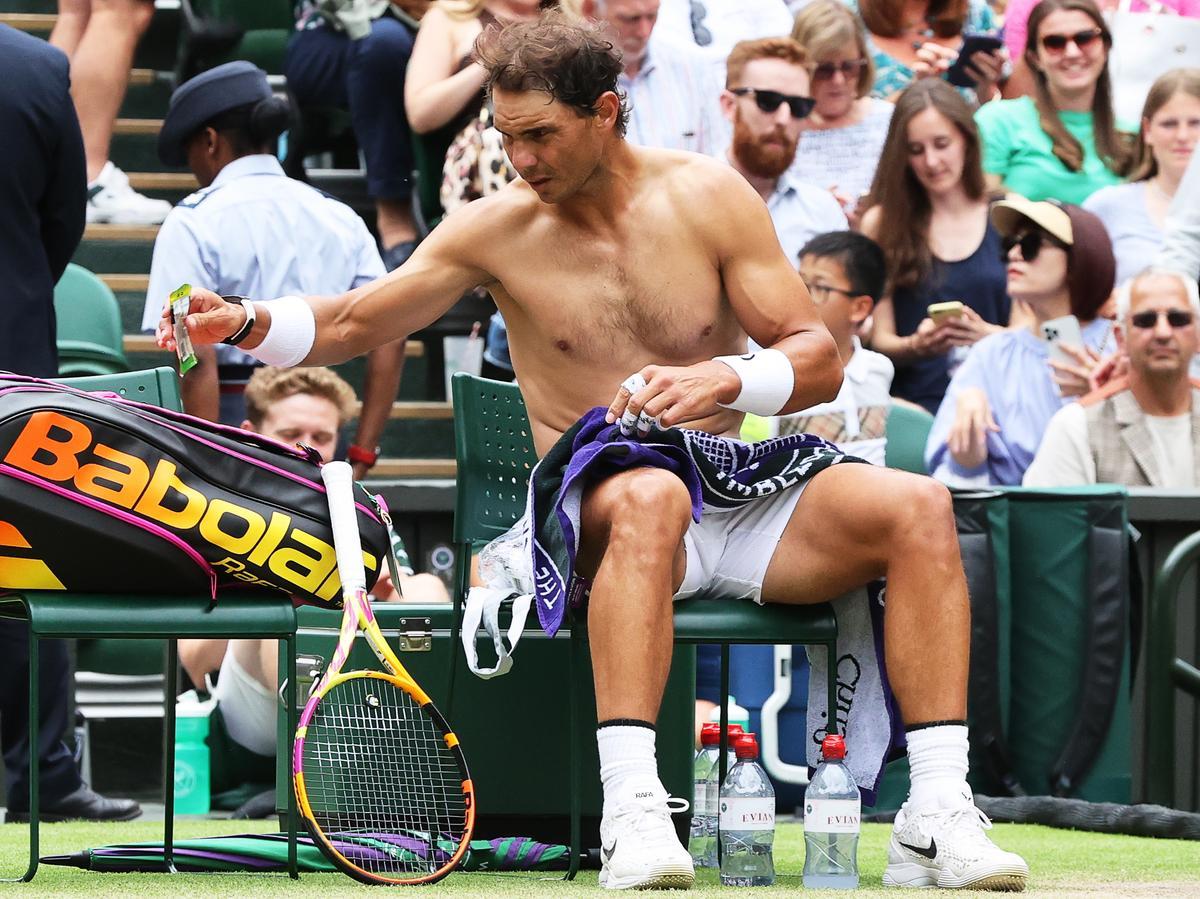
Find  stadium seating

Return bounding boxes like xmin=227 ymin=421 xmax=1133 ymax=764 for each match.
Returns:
xmin=54 ymin=263 xmax=129 ymax=377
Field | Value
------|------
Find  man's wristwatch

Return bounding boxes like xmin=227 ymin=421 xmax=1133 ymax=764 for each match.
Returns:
xmin=347 ymin=444 xmax=381 ymax=469
xmin=221 ymin=296 xmax=256 ymax=346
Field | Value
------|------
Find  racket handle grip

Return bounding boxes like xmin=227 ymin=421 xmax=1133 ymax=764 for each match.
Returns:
xmin=321 ymin=461 xmax=368 ymax=593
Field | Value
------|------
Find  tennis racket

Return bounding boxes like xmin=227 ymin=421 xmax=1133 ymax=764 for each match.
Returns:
xmin=293 ymin=461 xmax=475 ymax=885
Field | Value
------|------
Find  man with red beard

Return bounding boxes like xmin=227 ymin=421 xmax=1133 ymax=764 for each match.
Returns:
xmin=719 ymin=38 xmax=848 ymax=266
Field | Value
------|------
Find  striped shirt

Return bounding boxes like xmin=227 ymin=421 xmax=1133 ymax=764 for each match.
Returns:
xmin=619 ymin=39 xmax=727 ymax=157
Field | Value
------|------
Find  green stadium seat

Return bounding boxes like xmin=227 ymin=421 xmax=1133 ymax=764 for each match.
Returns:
xmin=884 ymin=401 xmax=935 ymax=475
xmin=53 ymin=263 xmax=129 ymax=377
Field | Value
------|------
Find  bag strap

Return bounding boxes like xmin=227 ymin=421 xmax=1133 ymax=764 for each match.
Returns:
xmin=1049 ymin=497 xmax=1129 ymax=796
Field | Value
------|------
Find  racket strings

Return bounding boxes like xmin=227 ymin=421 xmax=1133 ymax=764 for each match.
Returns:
xmin=301 ymin=676 xmax=469 ymax=877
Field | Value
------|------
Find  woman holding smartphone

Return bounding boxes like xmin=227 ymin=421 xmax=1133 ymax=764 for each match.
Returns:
xmin=1084 ymin=68 xmax=1200 ymax=284
xmin=974 ymin=0 xmax=1132 ymax=204
xmin=848 ymin=0 xmax=1006 ymax=103
xmin=861 ymin=79 xmax=1010 ymax=414
xmin=925 ymin=198 xmax=1115 ymax=485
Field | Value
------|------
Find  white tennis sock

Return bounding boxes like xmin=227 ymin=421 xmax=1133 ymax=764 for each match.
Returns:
xmin=906 ymin=723 xmax=971 ymax=811
xmin=597 ymin=722 xmax=660 ymax=809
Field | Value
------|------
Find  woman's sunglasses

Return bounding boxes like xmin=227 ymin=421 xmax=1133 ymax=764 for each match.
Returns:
xmin=1129 ymin=309 xmax=1195 ymax=329
xmin=811 ymin=59 xmax=868 ymax=82
xmin=1039 ymin=27 xmax=1107 ymax=54
xmin=1001 ymin=230 xmax=1069 ymax=262
xmin=730 ymin=88 xmax=816 ymax=119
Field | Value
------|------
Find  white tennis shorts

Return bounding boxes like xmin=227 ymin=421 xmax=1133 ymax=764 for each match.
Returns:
xmin=212 ymin=642 xmax=276 ymax=756
xmin=672 ymin=483 xmax=807 ymax=604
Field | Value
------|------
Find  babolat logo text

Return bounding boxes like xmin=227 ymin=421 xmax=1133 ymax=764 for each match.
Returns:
xmin=3 ymin=410 xmax=374 ymax=600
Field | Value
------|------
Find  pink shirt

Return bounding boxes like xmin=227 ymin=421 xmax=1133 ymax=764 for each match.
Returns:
xmin=1004 ymin=0 xmax=1200 ymax=60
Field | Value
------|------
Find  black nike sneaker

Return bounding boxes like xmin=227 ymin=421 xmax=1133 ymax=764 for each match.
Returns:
xmin=883 ymin=797 xmax=1028 ymax=891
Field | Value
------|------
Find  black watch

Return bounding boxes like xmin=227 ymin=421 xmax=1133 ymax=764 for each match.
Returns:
xmin=221 ymin=295 xmax=256 ymax=346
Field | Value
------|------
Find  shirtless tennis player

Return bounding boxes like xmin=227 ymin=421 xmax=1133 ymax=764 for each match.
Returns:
xmin=157 ymin=13 xmax=1027 ymax=893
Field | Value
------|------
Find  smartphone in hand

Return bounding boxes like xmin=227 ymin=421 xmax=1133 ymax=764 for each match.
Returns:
xmin=946 ymin=33 xmax=1004 ymax=88
xmin=1041 ymin=314 xmax=1085 ymax=366
xmin=928 ymin=300 xmax=965 ymax=324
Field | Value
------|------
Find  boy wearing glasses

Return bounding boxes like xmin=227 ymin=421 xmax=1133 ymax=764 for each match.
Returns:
xmin=1025 ymin=268 xmax=1200 ymax=486
xmin=718 ymin=38 xmax=848 ymax=263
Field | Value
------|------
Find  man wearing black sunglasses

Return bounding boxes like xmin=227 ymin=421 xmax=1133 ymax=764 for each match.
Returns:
xmin=718 ymin=38 xmax=847 ymax=266
xmin=1025 ymin=269 xmax=1200 ymax=487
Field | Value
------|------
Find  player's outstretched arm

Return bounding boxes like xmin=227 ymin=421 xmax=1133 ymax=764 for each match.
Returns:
xmin=702 ymin=166 xmax=843 ymax=414
xmin=156 ymin=207 xmax=493 ymax=366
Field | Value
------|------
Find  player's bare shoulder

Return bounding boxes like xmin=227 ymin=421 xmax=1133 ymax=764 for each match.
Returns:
xmin=422 ymin=183 xmax=543 ymax=276
xmin=650 ymin=150 xmax=773 ymax=251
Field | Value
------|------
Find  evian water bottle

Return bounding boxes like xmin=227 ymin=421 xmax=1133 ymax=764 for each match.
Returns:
xmin=718 ymin=733 xmax=775 ymax=886
xmin=689 ymin=723 xmax=722 ymax=866
xmin=803 ymin=733 xmax=860 ymax=889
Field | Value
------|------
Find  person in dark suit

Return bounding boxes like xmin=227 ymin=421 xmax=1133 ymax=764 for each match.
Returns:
xmin=0 ymin=23 xmax=140 ymax=823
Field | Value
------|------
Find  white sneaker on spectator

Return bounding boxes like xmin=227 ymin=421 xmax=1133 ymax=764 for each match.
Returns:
xmin=884 ymin=795 xmax=1028 ymax=891
xmin=86 ymin=161 xmax=171 ymax=225
xmin=597 ymin=778 xmax=694 ymax=890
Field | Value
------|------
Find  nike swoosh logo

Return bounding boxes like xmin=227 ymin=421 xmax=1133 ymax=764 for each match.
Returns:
xmin=899 ymin=838 xmax=937 ymax=860
xmin=601 ymin=839 xmax=618 ymax=863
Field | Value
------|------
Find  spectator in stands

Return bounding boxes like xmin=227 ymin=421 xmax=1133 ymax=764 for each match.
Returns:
xmin=861 ymin=79 xmax=1011 ymax=414
xmin=49 ymin=0 xmax=170 ymax=225
xmin=179 ymin=365 xmax=448 ymax=810
xmin=1001 ymin=0 xmax=1200 ymax=105
xmin=718 ymin=38 xmax=848 ymax=262
xmin=0 ymin=22 xmax=140 ymax=824
xmin=582 ymin=0 xmax=727 ymax=154
xmin=1025 ymin=268 xmax=1200 ymax=486
xmin=926 ymin=197 xmax=1116 ymax=485
xmin=141 ymin=61 xmax=403 ymax=479
xmin=285 ymin=2 xmax=430 ymax=271
xmin=975 ymin=0 xmax=1132 ymax=205
xmin=847 ymin=0 xmax=1006 ymax=103
xmin=767 ymin=232 xmax=894 ymax=463
xmin=789 ymin=0 xmax=894 ymax=224
xmin=1158 ymin=136 xmax=1200 ymax=280
xmin=405 ymin=0 xmax=540 ymax=215
xmin=1085 ymin=69 xmax=1200 ymax=285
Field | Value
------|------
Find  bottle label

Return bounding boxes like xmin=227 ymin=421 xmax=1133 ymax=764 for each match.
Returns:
xmin=804 ymin=798 xmax=860 ymax=834
xmin=719 ymin=797 xmax=775 ymax=831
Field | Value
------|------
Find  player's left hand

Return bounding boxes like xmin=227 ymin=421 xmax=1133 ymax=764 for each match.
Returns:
xmin=605 ymin=361 xmax=740 ymax=438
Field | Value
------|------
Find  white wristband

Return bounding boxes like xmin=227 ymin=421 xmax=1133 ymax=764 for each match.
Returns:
xmin=713 ymin=348 xmax=795 ymax=416
xmin=251 ymin=295 xmax=316 ymax=368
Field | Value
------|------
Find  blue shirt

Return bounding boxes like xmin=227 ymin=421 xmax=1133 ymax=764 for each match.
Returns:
xmin=925 ymin=317 xmax=1113 ymax=485
xmin=141 ymin=154 xmax=385 ymax=366
xmin=620 ymin=39 xmax=727 ymax=157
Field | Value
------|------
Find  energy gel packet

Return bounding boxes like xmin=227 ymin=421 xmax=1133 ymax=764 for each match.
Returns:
xmin=169 ymin=283 xmax=198 ymax=375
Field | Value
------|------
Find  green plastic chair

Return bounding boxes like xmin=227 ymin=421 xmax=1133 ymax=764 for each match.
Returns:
xmin=53 ymin=263 xmax=128 ymax=377
xmin=0 ymin=368 xmax=298 ymax=882
xmin=449 ymin=373 xmax=838 ymax=880
xmin=884 ymin=401 xmax=935 ymax=475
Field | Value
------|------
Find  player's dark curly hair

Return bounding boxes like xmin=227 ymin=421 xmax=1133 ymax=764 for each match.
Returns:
xmin=473 ymin=12 xmax=630 ymax=136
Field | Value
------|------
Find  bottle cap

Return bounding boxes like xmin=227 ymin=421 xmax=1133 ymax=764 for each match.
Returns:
xmin=733 ymin=733 xmax=759 ymax=760
xmin=700 ymin=722 xmax=722 ymax=746
xmin=821 ymin=733 xmax=847 ymax=760
xmin=727 ymin=723 xmax=745 ymax=737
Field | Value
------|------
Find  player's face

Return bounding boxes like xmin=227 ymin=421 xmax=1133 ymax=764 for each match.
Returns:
xmin=247 ymin=393 xmax=342 ymax=463
xmin=905 ymin=106 xmax=966 ymax=198
xmin=725 ymin=58 xmax=809 ymax=180
xmin=1124 ymin=275 xmax=1198 ymax=378
xmin=493 ymin=87 xmax=609 ymax=203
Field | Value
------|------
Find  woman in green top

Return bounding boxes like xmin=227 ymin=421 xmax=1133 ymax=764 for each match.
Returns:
xmin=973 ymin=0 xmax=1132 ymax=204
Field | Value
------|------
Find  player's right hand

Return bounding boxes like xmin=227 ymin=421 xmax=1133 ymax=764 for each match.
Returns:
xmin=155 ymin=287 xmax=245 ymax=352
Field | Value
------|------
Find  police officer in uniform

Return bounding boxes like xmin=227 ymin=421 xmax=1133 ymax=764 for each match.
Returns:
xmin=141 ymin=61 xmax=403 ymax=477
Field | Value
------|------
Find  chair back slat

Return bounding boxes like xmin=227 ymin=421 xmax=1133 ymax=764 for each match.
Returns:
xmin=451 ymin=373 xmax=538 ymax=544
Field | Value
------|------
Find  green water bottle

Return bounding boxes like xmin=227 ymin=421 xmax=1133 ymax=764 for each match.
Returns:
xmin=173 ymin=691 xmax=214 ymax=815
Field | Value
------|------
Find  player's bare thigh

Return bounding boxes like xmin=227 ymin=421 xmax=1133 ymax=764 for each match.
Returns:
xmin=760 ymin=464 xmax=952 ymax=604
xmin=575 ymin=467 xmax=690 ymax=590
